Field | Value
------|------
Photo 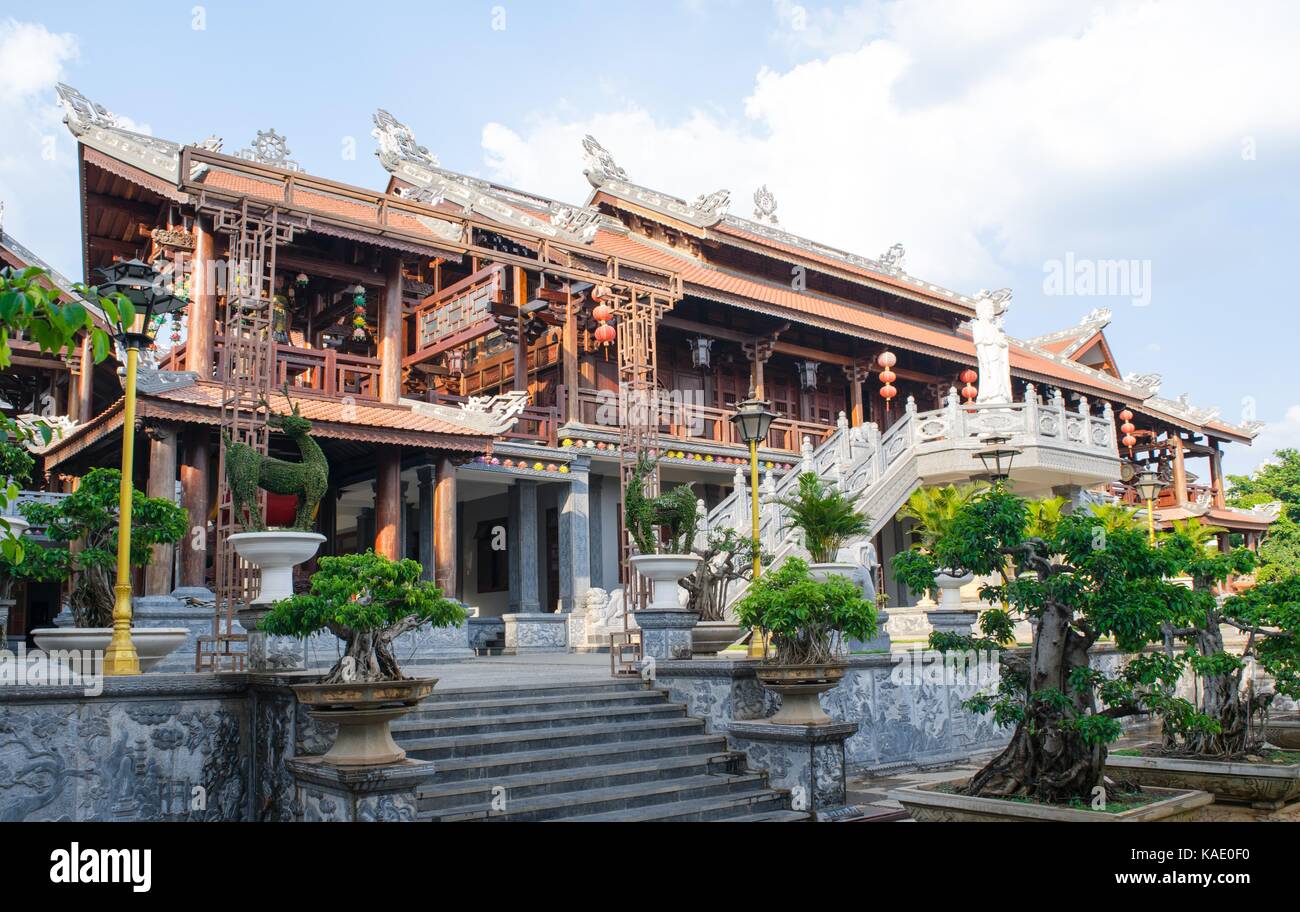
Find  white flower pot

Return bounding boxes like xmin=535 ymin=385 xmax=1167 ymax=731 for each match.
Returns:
xmin=628 ymin=554 xmax=702 ymax=612
xmin=933 ymin=569 xmax=974 ymax=610
xmin=31 ymin=626 xmax=188 ymax=673
xmin=808 ymin=562 xmax=857 ymax=583
xmin=2 ymin=515 xmax=30 ymax=539
xmin=229 ymin=531 xmax=326 ymax=606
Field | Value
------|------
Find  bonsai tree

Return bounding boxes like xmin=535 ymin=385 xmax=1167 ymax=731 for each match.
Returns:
xmin=774 ymin=472 xmax=870 ymax=564
xmin=624 ymin=452 xmax=698 ymax=555
xmin=20 ymin=468 xmax=188 ymax=627
xmin=260 ymin=551 xmax=466 ymax=683
xmin=1154 ymin=520 xmax=1297 ymax=757
xmin=891 ymin=487 xmax=1200 ymax=804
xmin=734 ymin=557 xmax=877 ymax=665
xmin=680 ymin=528 xmax=764 ymax=622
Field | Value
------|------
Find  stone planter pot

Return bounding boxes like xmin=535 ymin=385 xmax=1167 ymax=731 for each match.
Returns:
xmin=31 ymin=626 xmax=188 ymax=673
xmin=1265 ymin=718 xmax=1300 ymax=750
xmin=2 ymin=514 xmax=29 ymax=539
xmin=628 ymin=554 xmax=702 ymax=612
xmin=293 ymin=678 xmax=438 ymax=767
xmin=754 ymin=662 xmax=847 ymax=725
xmin=893 ymin=776 xmax=1213 ymax=822
xmin=0 ymin=597 xmax=13 ymax=639
xmin=807 ymin=562 xmax=857 ymax=583
xmin=1105 ymin=748 xmax=1300 ymax=810
xmin=229 ymin=530 xmax=326 ymax=606
xmin=691 ymin=620 xmax=743 ymax=656
xmin=933 ymin=569 xmax=974 ymax=610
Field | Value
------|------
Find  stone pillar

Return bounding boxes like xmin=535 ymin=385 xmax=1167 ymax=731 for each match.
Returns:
xmin=356 ymin=508 xmax=374 ymax=553
xmin=416 ymin=465 xmax=434 ymax=581
xmin=145 ymin=425 xmax=178 ymax=595
xmin=288 ymin=756 xmax=435 ymax=822
xmin=434 ymin=458 xmax=457 ymax=596
xmin=378 ymin=257 xmax=403 ymax=405
xmin=176 ymin=425 xmax=212 ymax=596
xmin=374 ymin=447 xmax=402 ymax=560
xmin=589 ymin=473 xmax=604 ymax=591
xmin=725 ymin=721 xmax=862 ymax=821
xmin=187 ymin=215 xmax=217 ymax=375
xmin=558 ymin=457 xmax=591 ymax=613
xmin=503 ymin=478 xmax=565 ymax=652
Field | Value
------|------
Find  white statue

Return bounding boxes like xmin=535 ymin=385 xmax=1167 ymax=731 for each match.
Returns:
xmin=972 ymin=288 xmax=1013 ymax=404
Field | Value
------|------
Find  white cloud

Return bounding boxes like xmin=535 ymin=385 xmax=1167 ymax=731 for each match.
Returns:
xmin=1228 ymin=405 xmax=1300 ymax=477
xmin=478 ymin=0 xmax=1300 ymax=294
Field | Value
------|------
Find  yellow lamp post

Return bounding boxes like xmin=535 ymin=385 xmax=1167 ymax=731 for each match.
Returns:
xmin=95 ymin=259 xmax=184 ymax=676
xmin=729 ymin=394 xmax=777 ymax=659
xmin=1133 ymin=469 xmax=1165 ymax=545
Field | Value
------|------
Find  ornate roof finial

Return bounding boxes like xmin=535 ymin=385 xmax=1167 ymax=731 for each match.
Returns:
xmin=397 ymin=185 xmax=446 ymax=207
xmin=752 ymin=185 xmax=779 ymax=224
xmin=55 ymin=83 xmax=119 ymax=136
xmin=1123 ymin=372 xmax=1163 ymax=394
xmin=692 ymin=189 xmax=730 ymax=217
xmin=195 ymin=135 xmax=223 ymax=152
xmin=1079 ymin=306 xmax=1112 ymax=325
xmin=878 ymin=243 xmax=906 ymax=273
xmin=237 ymin=129 xmax=300 ymax=172
xmin=372 ymin=109 xmax=439 ymax=171
xmin=582 ymin=135 xmax=628 ymax=184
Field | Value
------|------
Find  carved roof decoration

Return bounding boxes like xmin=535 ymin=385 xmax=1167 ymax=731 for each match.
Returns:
xmin=753 ymin=185 xmax=779 ymax=224
xmin=878 ymin=243 xmax=906 ymax=274
xmin=236 ymin=129 xmax=300 ymax=171
xmin=373 ymin=110 xmax=620 ymax=245
xmin=56 ymin=83 xmax=186 ymax=184
xmin=582 ymin=135 xmax=628 ymax=182
xmin=1023 ymin=307 xmax=1114 ymax=358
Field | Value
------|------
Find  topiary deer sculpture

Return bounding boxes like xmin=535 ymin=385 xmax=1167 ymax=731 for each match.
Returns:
xmin=223 ymin=387 xmax=329 ymax=533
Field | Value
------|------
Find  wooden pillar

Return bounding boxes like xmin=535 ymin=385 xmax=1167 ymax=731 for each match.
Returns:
xmin=562 ymin=289 xmax=580 ymax=422
xmin=145 ymin=424 xmax=179 ymax=595
xmin=374 ymin=446 xmax=402 ymax=559
xmin=76 ymin=334 xmax=95 ymax=423
xmin=187 ymin=215 xmax=216 ymax=374
xmin=1171 ymin=435 xmax=1188 ymax=505
xmin=845 ymin=362 xmax=868 ymax=427
xmin=513 ymin=267 xmax=529 ymax=394
xmin=434 ymin=457 xmax=457 ymax=597
xmin=1209 ymin=444 xmax=1227 ymax=508
xmin=378 ymin=256 xmax=403 ymax=404
xmin=177 ymin=426 xmax=211 ymax=591
xmin=743 ymin=338 xmax=773 ymax=398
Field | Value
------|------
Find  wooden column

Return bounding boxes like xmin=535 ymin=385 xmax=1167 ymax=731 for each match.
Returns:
xmin=145 ymin=424 xmax=179 ymax=595
xmin=76 ymin=334 xmax=95 ymax=423
xmin=378 ymin=256 xmax=403 ymax=404
xmin=1171 ymin=435 xmax=1188 ymax=505
xmin=513 ymin=267 xmax=528 ymax=393
xmin=186 ymin=216 xmax=216 ymax=374
xmin=374 ymin=446 xmax=402 ymax=559
xmin=178 ymin=426 xmax=211 ymax=591
xmin=434 ymin=457 xmax=457 ymax=597
xmin=1208 ymin=444 xmax=1227 ymax=508
xmin=743 ymin=338 xmax=774 ymax=398
xmin=562 ymin=289 xmax=580 ymax=422
xmin=845 ymin=362 xmax=869 ymax=427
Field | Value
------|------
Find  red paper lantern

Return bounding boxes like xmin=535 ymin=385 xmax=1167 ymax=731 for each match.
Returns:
xmin=878 ymin=351 xmax=897 ymax=370
xmin=962 ymin=384 xmax=978 ymax=402
xmin=880 ymin=384 xmax=897 ymax=401
xmin=594 ymin=323 xmax=616 ymax=344
xmin=592 ymin=302 xmax=613 ymax=323
xmin=1119 ymin=409 xmax=1134 ymax=422
xmin=960 ymin=369 xmax=978 ymax=385
xmin=879 ymin=369 xmax=896 ymax=385
xmin=1123 ymin=434 xmax=1138 ymax=449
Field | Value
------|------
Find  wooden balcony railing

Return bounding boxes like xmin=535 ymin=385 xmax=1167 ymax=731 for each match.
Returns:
xmin=562 ymin=387 xmax=835 ymax=454
xmin=161 ymin=337 xmax=382 ymax=401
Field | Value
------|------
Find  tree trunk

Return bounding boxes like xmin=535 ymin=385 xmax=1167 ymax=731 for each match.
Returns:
xmin=322 ymin=620 xmax=419 ymax=683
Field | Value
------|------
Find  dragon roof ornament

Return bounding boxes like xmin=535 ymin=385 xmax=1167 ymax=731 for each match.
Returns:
xmin=55 ymin=83 xmax=186 ymax=184
xmin=878 ymin=243 xmax=906 ymax=274
xmin=373 ymin=110 xmax=611 ymax=245
xmin=582 ymin=135 xmax=628 ymax=183
xmin=404 ymin=391 xmax=529 ymax=436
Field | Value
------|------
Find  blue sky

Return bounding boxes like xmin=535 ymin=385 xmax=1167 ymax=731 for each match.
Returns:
xmin=2 ymin=1 xmax=1298 ymax=476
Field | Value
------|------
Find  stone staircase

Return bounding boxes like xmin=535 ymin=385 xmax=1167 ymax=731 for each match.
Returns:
xmin=396 ymin=680 xmax=807 ymax=822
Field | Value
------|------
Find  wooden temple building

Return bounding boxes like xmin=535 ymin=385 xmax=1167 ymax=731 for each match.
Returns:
xmin=0 ymin=83 xmax=1277 ymax=660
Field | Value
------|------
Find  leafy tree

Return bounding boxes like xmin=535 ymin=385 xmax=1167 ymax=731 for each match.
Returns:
xmin=680 ymin=528 xmax=764 ymax=622
xmin=891 ymin=488 xmax=1207 ymax=804
xmin=20 ymin=468 xmax=188 ymax=627
xmin=774 ymin=472 xmax=870 ymax=563
xmin=1228 ymin=448 xmax=1300 ymax=583
xmin=733 ymin=557 xmax=876 ymax=665
xmin=0 ymin=441 xmax=69 ymax=605
xmin=260 ymin=552 xmax=466 ymax=683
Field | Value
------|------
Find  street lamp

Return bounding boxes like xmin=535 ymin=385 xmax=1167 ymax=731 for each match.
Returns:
xmin=95 ymin=259 xmax=183 ymax=675
xmin=975 ymin=434 xmax=1022 ymax=486
xmin=1133 ymin=468 xmax=1165 ymax=545
xmin=730 ymin=393 xmax=777 ymax=658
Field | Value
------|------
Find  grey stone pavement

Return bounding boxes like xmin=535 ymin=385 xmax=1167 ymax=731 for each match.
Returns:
xmin=410 ymin=652 xmax=617 ymax=691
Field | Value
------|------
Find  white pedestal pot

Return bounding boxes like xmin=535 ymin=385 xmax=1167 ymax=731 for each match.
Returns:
xmin=628 ymin=554 xmax=703 ymax=611
xmin=933 ymin=569 xmax=975 ymax=610
xmin=229 ymin=531 xmax=327 ymax=606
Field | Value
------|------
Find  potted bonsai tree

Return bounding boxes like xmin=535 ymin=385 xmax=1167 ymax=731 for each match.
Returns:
xmin=774 ymin=472 xmax=870 ymax=581
xmin=889 ymin=487 xmax=1215 ymax=821
xmin=623 ymin=452 xmax=702 ymax=612
xmin=0 ymin=439 xmax=39 ymax=642
xmin=733 ymin=556 xmax=876 ymax=724
xmin=898 ymin=483 xmax=983 ymax=610
xmin=25 ymin=467 xmax=190 ymax=670
xmin=261 ymin=551 xmax=466 ymax=767
xmin=1103 ymin=521 xmax=1300 ymax=811
xmin=680 ymin=528 xmax=763 ymax=655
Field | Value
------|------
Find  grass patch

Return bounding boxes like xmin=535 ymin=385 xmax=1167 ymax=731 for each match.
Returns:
xmin=932 ymin=783 xmax=1158 ymax=814
xmin=1113 ymin=746 xmax=1300 ymax=765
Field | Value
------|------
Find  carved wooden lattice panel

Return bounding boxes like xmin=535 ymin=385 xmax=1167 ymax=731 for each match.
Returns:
xmin=196 ymin=203 xmax=292 ymax=671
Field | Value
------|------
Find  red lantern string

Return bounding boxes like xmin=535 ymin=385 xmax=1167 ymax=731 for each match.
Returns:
xmin=878 ymin=351 xmax=898 ymax=413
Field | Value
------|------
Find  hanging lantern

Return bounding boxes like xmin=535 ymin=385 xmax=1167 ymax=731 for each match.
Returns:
xmin=1119 ymin=408 xmax=1134 ymax=422
xmin=594 ymin=323 xmax=616 ymax=345
xmin=1123 ymin=433 xmax=1138 ymax=449
xmin=592 ymin=302 xmax=613 ymax=323
xmin=880 ymin=383 xmax=897 ymax=401
xmin=797 ymin=360 xmax=819 ymax=391
xmin=878 ymin=351 xmax=897 ymax=370
xmin=688 ymin=337 xmax=713 ymax=369
xmin=295 ymin=273 xmax=310 ymax=289
xmin=446 ymin=348 xmax=466 ymax=375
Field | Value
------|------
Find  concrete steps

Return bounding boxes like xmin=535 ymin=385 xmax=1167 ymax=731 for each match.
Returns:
xmin=404 ymin=681 xmax=804 ymax=822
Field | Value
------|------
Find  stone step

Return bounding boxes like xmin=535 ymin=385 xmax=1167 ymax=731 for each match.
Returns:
xmin=399 ymin=716 xmax=706 ymax=761
xmin=718 ymin=809 xmax=811 ymax=822
xmin=409 ymin=733 xmax=729 ymax=783
xmin=426 ymin=772 xmax=769 ymax=822
xmin=420 ymin=680 xmax=648 ymax=704
xmin=416 ymin=751 xmax=747 ymax=812
xmin=393 ymin=702 xmax=686 ymax=738
xmin=402 ymin=688 xmax=668 ymax=722
xmin=563 ymin=789 xmax=794 ymax=822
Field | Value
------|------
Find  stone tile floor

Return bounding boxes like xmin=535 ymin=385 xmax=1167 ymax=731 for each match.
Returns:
xmin=407 ymin=652 xmax=616 ymax=690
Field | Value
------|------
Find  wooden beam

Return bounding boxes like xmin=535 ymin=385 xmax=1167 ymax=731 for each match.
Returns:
xmin=279 ymin=252 xmax=386 ymax=288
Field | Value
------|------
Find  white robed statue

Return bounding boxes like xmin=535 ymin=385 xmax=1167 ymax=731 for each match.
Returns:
xmin=972 ymin=288 xmax=1013 ymax=404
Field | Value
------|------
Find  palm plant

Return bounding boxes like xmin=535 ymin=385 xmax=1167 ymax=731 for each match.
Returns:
xmin=1088 ymin=502 xmax=1143 ymax=533
xmin=899 ymin=483 xmax=984 ymax=552
xmin=774 ymin=472 xmax=870 ymax=564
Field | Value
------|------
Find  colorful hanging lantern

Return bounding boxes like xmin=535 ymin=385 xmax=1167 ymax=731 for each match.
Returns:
xmin=592 ymin=302 xmax=613 ymax=323
xmin=960 ymin=369 xmax=978 ymax=403
xmin=877 ymin=351 xmax=898 ymax=402
xmin=594 ymin=323 xmax=616 ymax=345
xmin=295 ymin=273 xmax=310 ymax=289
